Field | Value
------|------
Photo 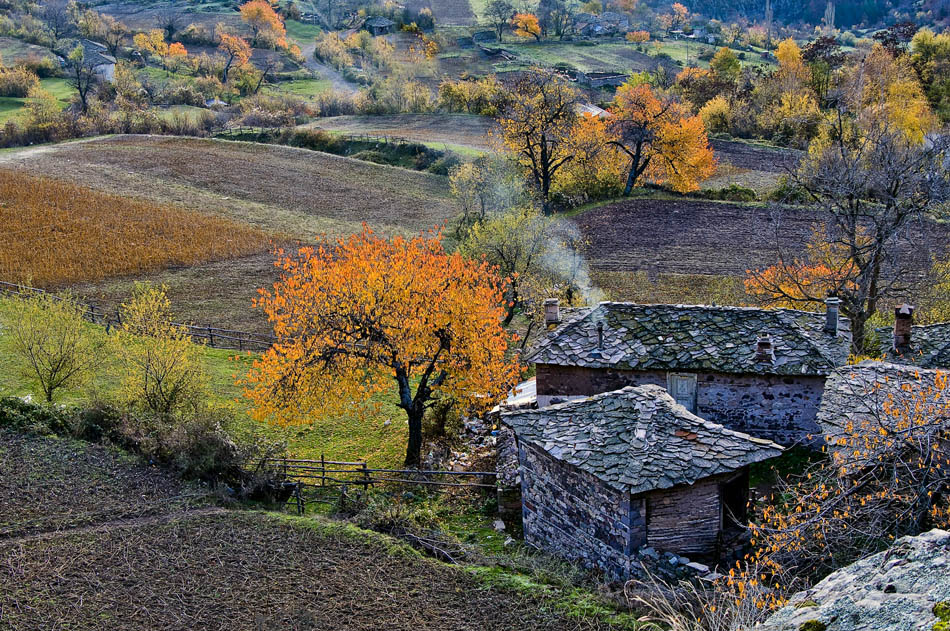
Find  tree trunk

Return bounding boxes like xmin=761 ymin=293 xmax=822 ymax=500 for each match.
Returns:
xmin=404 ymin=405 xmax=424 ymax=467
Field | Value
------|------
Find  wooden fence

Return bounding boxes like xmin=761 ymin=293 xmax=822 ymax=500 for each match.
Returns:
xmin=263 ymin=456 xmax=498 ymax=514
xmin=215 ymin=126 xmax=416 ymax=148
xmin=0 ymin=280 xmax=276 ymax=352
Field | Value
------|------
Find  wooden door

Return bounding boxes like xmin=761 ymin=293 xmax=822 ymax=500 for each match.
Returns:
xmin=667 ymin=373 xmax=697 ymax=413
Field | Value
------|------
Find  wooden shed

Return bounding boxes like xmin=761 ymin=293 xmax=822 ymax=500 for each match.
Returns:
xmin=502 ymin=385 xmax=783 ymax=577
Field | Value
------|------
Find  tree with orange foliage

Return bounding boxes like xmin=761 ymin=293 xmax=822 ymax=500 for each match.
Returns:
xmin=218 ymin=33 xmax=252 ymax=82
xmin=244 ymin=226 xmax=520 ymax=467
xmin=659 ymin=2 xmax=688 ymax=33
xmin=240 ymin=0 xmax=287 ymax=48
xmin=557 ymin=113 xmax=624 ymax=200
xmin=747 ymin=115 xmax=950 ymax=353
xmin=608 ymin=81 xmax=715 ymax=195
xmin=495 ymin=68 xmax=579 ymax=213
xmin=132 ymin=29 xmax=188 ymax=72
xmin=625 ymin=30 xmax=650 ymax=46
xmin=512 ymin=13 xmax=542 ymax=41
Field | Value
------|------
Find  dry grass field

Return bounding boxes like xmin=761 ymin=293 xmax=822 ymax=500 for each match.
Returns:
xmin=1 ymin=135 xmax=457 ymax=240
xmin=2 ymin=135 xmax=460 ymax=327
xmin=0 ymin=168 xmax=271 ymax=287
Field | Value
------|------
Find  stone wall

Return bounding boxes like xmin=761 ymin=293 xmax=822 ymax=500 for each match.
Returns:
xmin=519 ymin=440 xmax=646 ymax=578
xmin=536 ymin=364 xmax=825 ymax=445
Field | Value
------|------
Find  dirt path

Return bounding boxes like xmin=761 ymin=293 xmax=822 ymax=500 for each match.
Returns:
xmin=301 ymin=43 xmax=360 ymax=95
xmin=0 ymin=507 xmax=227 ymax=547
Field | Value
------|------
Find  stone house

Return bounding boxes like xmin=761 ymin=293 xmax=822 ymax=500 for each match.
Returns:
xmin=876 ymin=304 xmax=950 ymax=368
xmin=529 ymin=299 xmax=852 ymax=445
xmin=501 ymin=385 xmax=783 ymax=576
xmin=60 ymin=39 xmax=116 ymax=83
xmin=362 ymin=16 xmax=396 ymax=36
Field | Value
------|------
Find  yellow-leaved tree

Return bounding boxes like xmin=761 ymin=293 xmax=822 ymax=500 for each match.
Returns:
xmin=113 ymin=283 xmax=208 ymax=418
xmin=511 ymin=13 xmax=541 ymax=41
xmin=240 ymin=0 xmax=288 ymax=49
xmin=132 ymin=29 xmax=188 ymax=73
xmin=245 ymin=227 xmax=521 ymax=466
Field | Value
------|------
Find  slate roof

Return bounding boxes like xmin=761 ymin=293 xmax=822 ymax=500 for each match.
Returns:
xmin=816 ymin=360 xmax=947 ymax=444
xmin=60 ymin=39 xmax=116 ymax=68
xmin=528 ymin=302 xmax=852 ymax=376
xmin=875 ymin=323 xmax=950 ymax=368
xmin=364 ymin=16 xmax=396 ymax=27
xmin=501 ymin=385 xmax=783 ymax=495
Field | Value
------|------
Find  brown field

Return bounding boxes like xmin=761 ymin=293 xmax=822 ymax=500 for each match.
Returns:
xmin=0 ymin=429 xmax=211 ymax=539
xmin=408 ymin=0 xmax=476 ymax=25
xmin=308 ymin=113 xmax=496 ymax=153
xmin=0 ymin=431 xmax=612 ymax=631
xmin=0 ymin=168 xmax=271 ymax=287
xmin=1 ymin=135 xmax=458 ymax=240
xmin=573 ymin=198 xmax=950 ymax=303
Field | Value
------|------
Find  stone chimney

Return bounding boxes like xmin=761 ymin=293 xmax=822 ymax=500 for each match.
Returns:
xmin=755 ymin=332 xmax=775 ymax=363
xmin=596 ymin=320 xmax=604 ymax=350
xmin=824 ymin=295 xmax=841 ymax=335
xmin=544 ymin=298 xmax=560 ymax=327
xmin=894 ymin=303 xmax=915 ymax=353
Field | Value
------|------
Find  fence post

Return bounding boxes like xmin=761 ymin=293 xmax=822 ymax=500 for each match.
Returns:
xmin=89 ymin=303 xmax=97 ymax=324
xmin=361 ymin=462 xmax=370 ymax=491
xmin=321 ymin=453 xmax=325 ymax=487
xmin=207 ymin=326 xmax=214 ymax=348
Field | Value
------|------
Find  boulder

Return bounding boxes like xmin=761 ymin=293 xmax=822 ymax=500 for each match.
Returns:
xmin=758 ymin=529 xmax=950 ymax=631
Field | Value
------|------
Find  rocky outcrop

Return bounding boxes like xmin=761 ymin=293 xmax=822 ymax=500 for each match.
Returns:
xmin=759 ymin=529 xmax=950 ymax=631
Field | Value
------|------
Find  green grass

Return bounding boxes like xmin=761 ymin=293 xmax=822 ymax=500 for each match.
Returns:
xmin=0 ymin=297 xmax=408 ymax=467
xmin=268 ymin=77 xmax=333 ymax=98
xmin=285 ymin=19 xmax=323 ymax=46
xmin=0 ymin=78 xmax=74 ymax=124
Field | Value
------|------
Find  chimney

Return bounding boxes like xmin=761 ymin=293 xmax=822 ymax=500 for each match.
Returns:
xmin=824 ymin=295 xmax=841 ymax=335
xmin=596 ymin=320 xmax=604 ymax=350
xmin=544 ymin=298 xmax=560 ymax=327
xmin=894 ymin=303 xmax=915 ymax=353
xmin=755 ymin=332 xmax=775 ymax=363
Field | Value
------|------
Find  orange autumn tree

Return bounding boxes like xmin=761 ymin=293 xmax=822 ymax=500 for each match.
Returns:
xmin=240 ymin=0 xmax=287 ymax=48
xmin=557 ymin=112 xmax=625 ymax=200
xmin=245 ymin=227 xmax=521 ymax=466
xmin=132 ymin=29 xmax=188 ymax=72
xmin=218 ymin=33 xmax=252 ymax=82
xmin=512 ymin=13 xmax=542 ymax=41
xmin=608 ymin=81 xmax=715 ymax=194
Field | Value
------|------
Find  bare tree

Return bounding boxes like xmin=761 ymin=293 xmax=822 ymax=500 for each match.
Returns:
xmin=156 ymin=5 xmax=185 ymax=41
xmin=35 ymin=0 xmax=75 ymax=42
xmin=484 ymin=0 xmax=514 ymax=42
xmin=749 ymin=113 xmax=950 ymax=352
xmin=64 ymin=43 xmax=100 ymax=113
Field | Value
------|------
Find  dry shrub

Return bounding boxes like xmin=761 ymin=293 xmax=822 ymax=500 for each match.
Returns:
xmin=0 ymin=169 xmax=271 ymax=286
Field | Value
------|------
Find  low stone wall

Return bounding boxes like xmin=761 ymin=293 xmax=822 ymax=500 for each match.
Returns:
xmin=536 ymin=364 xmax=825 ymax=445
xmin=519 ymin=440 xmax=645 ymax=578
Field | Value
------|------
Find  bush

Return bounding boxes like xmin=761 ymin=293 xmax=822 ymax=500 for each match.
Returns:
xmin=350 ymin=149 xmax=393 ymax=165
xmin=767 ymin=175 xmax=810 ymax=204
xmin=0 ymin=66 xmax=39 ymax=97
xmin=18 ymin=55 xmax=59 ymax=79
xmin=0 ymin=396 xmax=72 ymax=435
xmin=693 ymin=183 xmax=757 ymax=201
xmin=426 ymin=154 xmax=461 ymax=175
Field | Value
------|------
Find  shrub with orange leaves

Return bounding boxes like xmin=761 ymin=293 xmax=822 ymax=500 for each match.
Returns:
xmin=752 ymin=365 xmax=950 ymax=583
xmin=218 ymin=33 xmax=252 ymax=82
xmin=132 ymin=29 xmax=188 ymax=72
xmin=244 ymin=226 xmax=521 ymax=466
xmin=625 ymin=30 xmax=650 ymax=45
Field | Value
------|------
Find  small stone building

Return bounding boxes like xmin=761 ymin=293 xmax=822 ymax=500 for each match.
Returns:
xmin=502 ymin=385 xmax=783 ymax=577
xmin=529 ymin=299 xmax=852 ymax=445
xmin=362 ymin=16 xmax=396 ymax=36
xmin=876 ymin=304 xmax=950 ymax=369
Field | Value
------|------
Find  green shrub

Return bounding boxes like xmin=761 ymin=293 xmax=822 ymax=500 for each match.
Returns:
xmin=767 ymin=175 xmax=810 ymax=204
xmin=350 ymin=149 xmax=396 ymax=165
xmin=694 ymin=183 xmax=758 ymax=202
xmin=798 ymin=621 xmax=826 ymax=631
xmin=427 ymin=154 xmax=461 ymax=175
xmin=0 ymin=396 xmax=72 ymax=435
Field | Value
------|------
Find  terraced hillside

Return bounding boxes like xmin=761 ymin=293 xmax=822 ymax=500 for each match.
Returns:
xmin=0 ymin=429 xmax=614 ymax=631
